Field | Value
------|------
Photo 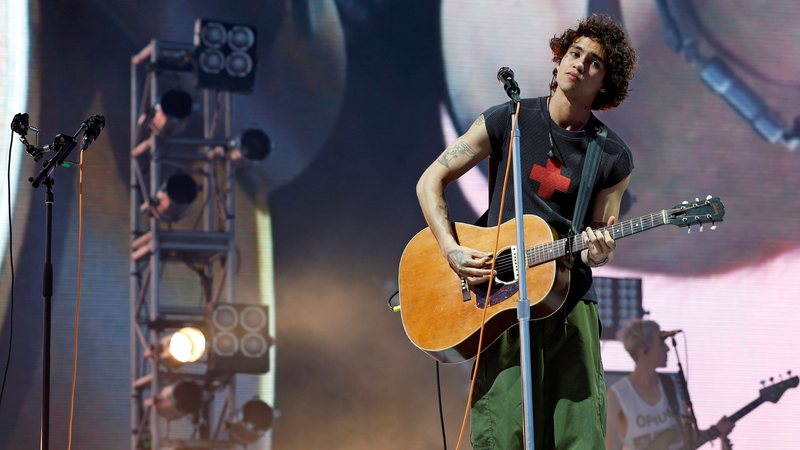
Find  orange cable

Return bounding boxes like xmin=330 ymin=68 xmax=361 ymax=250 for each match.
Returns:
xmin=455 ymin=101 xmax=523 ymax=449
xmin=67 ymin=149 xmax=86 ymax=450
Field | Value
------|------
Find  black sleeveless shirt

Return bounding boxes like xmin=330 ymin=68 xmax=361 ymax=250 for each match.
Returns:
xmin=482 ymin=96 xmax=633 ymax=305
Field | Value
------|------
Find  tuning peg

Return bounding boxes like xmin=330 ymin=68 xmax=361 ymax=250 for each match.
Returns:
xmin=710 ymin=223 xmax=717 ymax=230
xmin=706 ymin=194 xmax=713 ymax=200
xmin=695 ymin=197 xmax=700 ymax=202
xmin=699 ymin=224 xmax=704 ymax=232
xmin=760 ymin=379 xmax=766 ymax=388
xmin=770 ymin=376 xmax=775 ymax=383
xmin=789 ymin=370 xmax=793 ymax=377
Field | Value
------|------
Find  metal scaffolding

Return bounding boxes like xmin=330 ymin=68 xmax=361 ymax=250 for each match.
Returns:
xmin=130 ymin=39 xmax=245 ymax=450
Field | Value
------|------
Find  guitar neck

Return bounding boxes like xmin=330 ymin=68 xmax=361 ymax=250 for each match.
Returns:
xmin=695 ymin=398 xmax=763 ymax=447
xmin=525 ymin=210 xmax=669 ymax=266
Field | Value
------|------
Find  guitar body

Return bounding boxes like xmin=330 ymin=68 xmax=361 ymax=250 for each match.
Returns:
xmin=398 ymin=215 xmax=570 ymax=363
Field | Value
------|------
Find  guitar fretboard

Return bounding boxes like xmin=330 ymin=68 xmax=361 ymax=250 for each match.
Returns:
xmin=695 ymin=398 xmax=763 ymax=447
xmin=525 ymin=210 xmax=668 ymax=266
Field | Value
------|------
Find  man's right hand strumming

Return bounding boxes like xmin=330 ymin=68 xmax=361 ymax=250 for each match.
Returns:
xmin=444 ymin=244 xmax=494 ymax=285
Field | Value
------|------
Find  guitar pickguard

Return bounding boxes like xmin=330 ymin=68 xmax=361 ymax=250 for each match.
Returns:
xmin=472 ymin=281 xmax=518 ymax=309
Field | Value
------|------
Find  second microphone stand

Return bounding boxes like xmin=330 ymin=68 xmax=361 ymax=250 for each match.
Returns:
xmin=27 ymin=124 xmax=86 ymax=450
xmin=669 ymin=335 xmax=700 ymax=448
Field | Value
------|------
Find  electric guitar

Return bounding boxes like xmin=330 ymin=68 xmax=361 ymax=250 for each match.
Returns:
xmin=641 ymin=374 xmax=797 ymax=449
xmin=398 ymin=196 xmax=725 ymax=363
xmin=692 ymin=374 xmax=798 ymax=448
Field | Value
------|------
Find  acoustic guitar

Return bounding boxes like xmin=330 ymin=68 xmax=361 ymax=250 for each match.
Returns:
xmin=398 ymin=197 xmax=725 ymax=363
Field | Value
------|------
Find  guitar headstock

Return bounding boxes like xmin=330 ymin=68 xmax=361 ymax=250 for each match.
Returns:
xmin=667 ymin=195 xmax=725 ymax=231
xmin=759 ymin=373 xmax=799 ymax=403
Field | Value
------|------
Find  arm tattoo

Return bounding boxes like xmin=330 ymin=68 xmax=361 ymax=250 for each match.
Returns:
xmin=437 ymin=140 xmax=477 ymax=168
xmin=435 ymin=193 xmax=450 ymax=225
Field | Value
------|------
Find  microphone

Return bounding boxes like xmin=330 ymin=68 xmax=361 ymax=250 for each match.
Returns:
xmin=81 ymin=114 xmax=106 ymax=150
xmin=496 ymin=67 xmax=521 ymax=103
xmin=660 ymin=329 xmax=683 ymax=339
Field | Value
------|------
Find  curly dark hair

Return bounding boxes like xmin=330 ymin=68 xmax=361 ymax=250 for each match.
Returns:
xmin=549 ymin=14 xmax=637 ymax=110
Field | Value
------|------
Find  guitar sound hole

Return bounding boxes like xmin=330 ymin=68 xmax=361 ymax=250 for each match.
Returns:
xmin=493 ymin=247 xmax=516 ymax=284
xmin=472 ymin=247 xmax=518 ymax=309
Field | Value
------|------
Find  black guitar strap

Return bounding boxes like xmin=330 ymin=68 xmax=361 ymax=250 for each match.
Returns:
xmin=659 ymin=372 xmax=682 ymax=422
xmin=570 ymin=125 xmax=607 ymax=238
xmin=659 ymin=372 xmax=697 ymax=450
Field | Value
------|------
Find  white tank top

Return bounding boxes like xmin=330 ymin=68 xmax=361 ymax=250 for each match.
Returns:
xmin=610 ymin=376 xmax=685 ymax=450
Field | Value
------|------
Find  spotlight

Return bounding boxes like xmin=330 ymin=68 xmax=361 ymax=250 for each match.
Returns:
xmin=208 ymin=304 xmax=270 ymax=374
xmin=146 ymin=89 xmax=194 ymax=137
xmin=227 ymin=25 xmax=255 ymax=51
xmin=193 ymin=19 xmax=258 ymax=92
xmin=199 ymin=21 xmax=227 ymax=48
xmin=226 ymin=128 xmax=272 ymax=166
xmin=161 ymin=327 xmax=206 ymax=364
xmin=198 ymin=48 xmax=225 ymax=75
xmin=153 ymin=380 xmax=204 ymax=420
xmin=226 ymin=51 xmax=253 ymax=78
xmin=152 ymin=173 xmax=199 ymax=223
xmin=227 ymin=399 xmax=274 ymax=444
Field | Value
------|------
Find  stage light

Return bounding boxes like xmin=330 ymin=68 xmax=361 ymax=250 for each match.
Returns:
xmin=153 ymin=380 xmax=204 ymax=420
xmin=152 ymin=173 xmax=199 ymax=223
xmin=198 ymin=48 xmax=225 ymax=75
xmin=193 ymin=19 xmax=258 ymax=92
xmin=163 ymin=327 xmax=206 ymax=364
xmin=226 ymin=128 xmax=272 ymax=167
xmin=198 ymin=21 xmax=226 ymax=48
xmin=227 ymin=399 xmax=274 ymax=444
xmin=147 ymin=89 xmax=194 ymax=137
xmin=208 ymin=303 xmax=270 ymax=374
xmin=227 ymin=25 xmax=255 ymax=51
xmin=595 ymin=277 xmax=644 ymax=340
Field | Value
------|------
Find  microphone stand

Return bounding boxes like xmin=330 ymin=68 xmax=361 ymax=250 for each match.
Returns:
xmin=26 ymin=123 xmax=86 ymax=450
xmin=670 ymin=335 xmax=699 ymax=448
xmin=506 ymin=95 xmax=536 ymax=450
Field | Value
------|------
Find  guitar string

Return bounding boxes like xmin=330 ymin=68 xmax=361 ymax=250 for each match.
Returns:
xmin=484 ymin=211 xmax=666 ymax=274
xmin=483 ymin=207 xmax=716 ymax=274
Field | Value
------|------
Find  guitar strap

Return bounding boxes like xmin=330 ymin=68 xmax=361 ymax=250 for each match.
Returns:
xmin=658 ymin=372 xmax=697 ymax=450
xmin=658 ymin=372 xmax=682 ymax=422
xmin=570 ymin=124 xmax=607 ymax=238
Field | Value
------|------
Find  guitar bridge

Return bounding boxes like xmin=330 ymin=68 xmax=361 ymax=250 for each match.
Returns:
xmin=461 ymin=278 xmax=471 ymax=301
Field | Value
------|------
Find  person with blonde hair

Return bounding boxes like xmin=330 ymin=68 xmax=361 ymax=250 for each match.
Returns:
xmin=606 ymin=319 xmax=733 ymax=449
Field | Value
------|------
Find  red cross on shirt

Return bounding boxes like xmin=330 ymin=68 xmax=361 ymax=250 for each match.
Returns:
xmin=529 ymin=159 xmax=571 ymax=200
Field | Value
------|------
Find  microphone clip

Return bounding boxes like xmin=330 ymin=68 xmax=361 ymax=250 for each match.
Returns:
xmin=10 ymin=112 xmax=48 ymax=162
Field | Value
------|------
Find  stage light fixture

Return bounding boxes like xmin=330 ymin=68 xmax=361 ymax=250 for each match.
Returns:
xmin=595 ymin=277 xmax=644 ymax=340
xmin=152 ymin=173 xmax=199 ymax=223
xmin=162 ymin=327 xmax=206 ymax=364
xmin=208 ymin=303 xmax=270 ymax=374
xmin=227 ymin=399 xmax=274 ymax=444
xmin=226 ymin=128 xmax=272 ymax=167
xmin=153 ymin=380 xmax=204 ymax=420
xmin=146 ymin=89 xmax=194 ymax=137
xmin=193 ymin=19 xmax=258 ymax=92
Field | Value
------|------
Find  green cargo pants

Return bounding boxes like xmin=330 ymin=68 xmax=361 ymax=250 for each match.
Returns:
xmin=470 ymin=300 xmax=606 ymax=450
